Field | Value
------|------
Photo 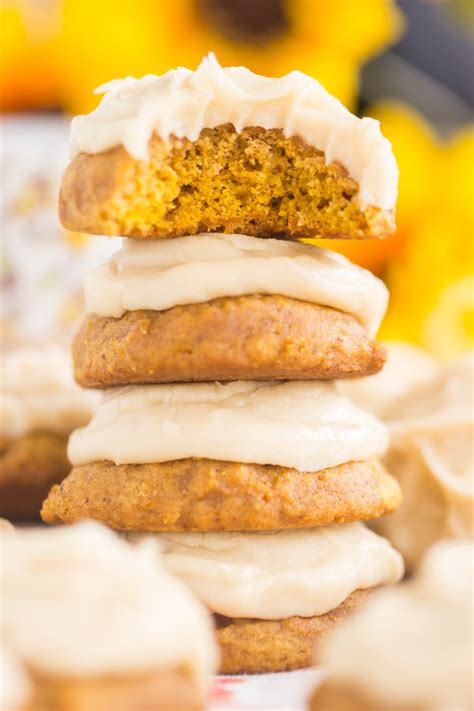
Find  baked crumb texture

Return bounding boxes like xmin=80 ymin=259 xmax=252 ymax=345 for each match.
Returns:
xmin=60 ymin=125 xmax=395 ymax=240
xmin=73 ymin=296 xmax=386 ymax=388
xmin=23 ymin=666 xmax=203 ymax=711
xmin=41 ymin=458 xmax=401 ymax=532
xmin=215 ymin=589 xmax=371 ymax=674
xmin=0 ymin=433 xmax=69 ymax=521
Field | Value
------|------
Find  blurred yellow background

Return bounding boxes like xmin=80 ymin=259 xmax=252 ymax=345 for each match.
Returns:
xmin=1 ymin=0 xmax=473 ymax=356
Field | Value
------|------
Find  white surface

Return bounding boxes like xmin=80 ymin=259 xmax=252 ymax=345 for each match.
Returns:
xmin=209 ymin=669 xmax=324 ymax=711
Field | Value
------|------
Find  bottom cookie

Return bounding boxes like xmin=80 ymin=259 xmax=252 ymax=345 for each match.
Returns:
xmin=215 ymin=589 xmax=371 ymax=674
xmin=0 ymin=433 xmax=70 ymax=521
xmin=23 ymin=666 xmax=203 ymax=711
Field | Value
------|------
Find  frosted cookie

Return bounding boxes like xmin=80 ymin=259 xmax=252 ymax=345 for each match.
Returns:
xmin=311 ymin=540 xmax=473 ymax=711
xmin=60 ymin=55 xmax=398 ymax=240
xmin=0 ymin=347 xmax=98 ymax=520
xmin=73 ymin=235 xmax=388 ymax=387
xmin=1 ymin=521 xmax=216 ymax=711
xmin=156 ymin=524 xmax=403 ymax=674
xmin=372 ymin=353 xmax=473 ymax=569
xmin=41 ymin=381 xmax=401 ymax=531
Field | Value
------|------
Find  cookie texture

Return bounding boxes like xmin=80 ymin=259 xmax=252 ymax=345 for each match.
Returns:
xmin=24 ymin=666 xmax=203 ymax=711
xmin=41 ymin=458 xmax=401 ymax=532
xmin=60 ymin=125 xmax=395 ymax=240
xmin=73 ymin=296 xmax=386 ymax=388
xmin=0 ymin=433 xmax=69 ymax=521
xmin=215 ymin=589 xmax=371 ymax=674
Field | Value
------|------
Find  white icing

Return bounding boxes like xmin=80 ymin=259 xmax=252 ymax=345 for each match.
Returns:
xmin=373 ymin=353 xmax=474 ymax=569
xmin=1 ymin=521 xmax=217 ymax=682
xmin=0 ymin=346 xmax=99 ymax=438
xmin=155 ymin=524 xmax=403 ymax=619
xmin=69 ymin=54 xmax=398 ymax=210
xmin=322 ymin=540 xmax=474 ymax=711
xmin=0 ymin=646 xmax=31 ymax=711
xmin=85 ymin=234 xmax=388 ymax=338
xmin=68 ymin=380 xmax=389 ymax=469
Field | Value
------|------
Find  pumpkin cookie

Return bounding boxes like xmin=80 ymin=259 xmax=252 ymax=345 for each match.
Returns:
xmin=215 ymin=590 xmax=371 ymax=675
xmin=73 ymin=297 xmax=386 ymax=388
xmin=42 ymin=381 xmax=396 ymax=529
xmin=62 ymin=56 xmax=397 ymax=240
xmin=41 ymin=458 xmax=401 ymax=531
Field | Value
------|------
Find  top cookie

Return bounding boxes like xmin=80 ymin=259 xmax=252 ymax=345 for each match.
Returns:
xmin=60 ymin=54 xmax=398 ymax=240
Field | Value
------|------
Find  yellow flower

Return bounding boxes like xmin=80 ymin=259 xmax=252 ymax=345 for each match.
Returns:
xmin=309 ymin=101 xmax=473 ymax=357
xmin=373 ymin=107 xmax=474 ymax=356
xmin=58 ymin=0 xmax=403 ymax=113
xmin=309 ymin=102 xmax=440 ymax=274
xmin=0 ymin=3 xmax=60 ymax=111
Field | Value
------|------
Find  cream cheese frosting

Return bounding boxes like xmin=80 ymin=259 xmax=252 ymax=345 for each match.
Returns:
xmin=85 ymin=233 xmax=388 ymax=338
xmin=69 ymin=54 xmax=398 ymax=210
xmin=373 ymin=353 xmax=473 ymax=569
xmin=0 ymin=346 xmax=99 ymax=438
xmin=321 ymin=539 xmax=473 ymax=711
xmin=155 ymin=523 xmax=403 ymax=619
xmin=1 ymin=521 xmax=217 ymax=682
xmin=68 ymin=380 xmax=389 ymax=469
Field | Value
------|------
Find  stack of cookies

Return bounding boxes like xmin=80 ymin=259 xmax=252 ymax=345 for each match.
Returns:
xmin=42 ymin=54 xmax=404 ymax=673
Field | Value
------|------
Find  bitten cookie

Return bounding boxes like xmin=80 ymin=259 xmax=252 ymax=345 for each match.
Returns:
xmin=62 ymin=56 xmax=397 ymax=240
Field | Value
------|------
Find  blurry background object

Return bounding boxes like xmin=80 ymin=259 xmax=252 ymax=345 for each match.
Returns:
xmin=0 ymin=117 xmax=116 ymax=346
xmin=341 ymin=345 xmax=473 ymax=570
xmin=312 ymin=539 xmax=473 ymax=710
xmin=372 ymin=352 xmax=474 ymax=570
xmin=338 ymin=341 xmax=440 ymax=419
xmin=0 ymin=0 xmax=473 ymax=357
xmin=0 ymin=345 xmax=99 ymax=521
xmin=0 ymin=0 xmax=403 ymax=113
